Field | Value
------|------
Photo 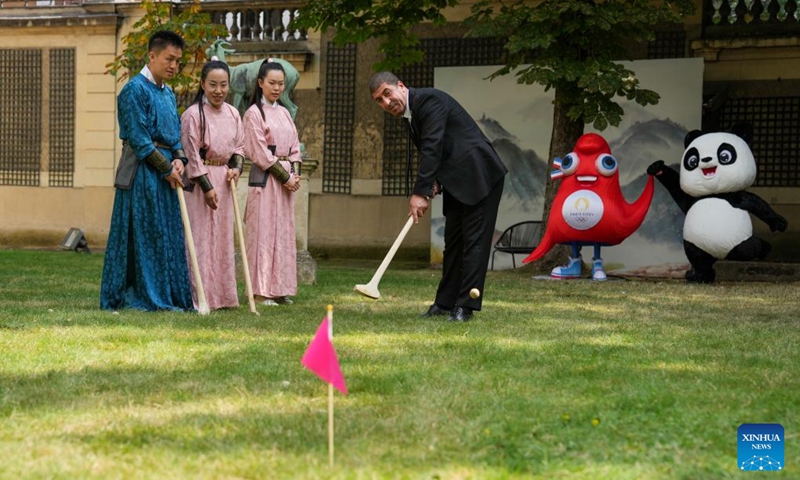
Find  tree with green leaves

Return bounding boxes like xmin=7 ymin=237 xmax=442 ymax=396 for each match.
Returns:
xmin=105 ymin=0 xmax=228 ymax=107
xmin=298 ymin=0 xmax=460 ymax=71
xmin=298 ymin=0 xmax=694 ymax=229
xmin=467 ymin=0 xmax=693 ymax=218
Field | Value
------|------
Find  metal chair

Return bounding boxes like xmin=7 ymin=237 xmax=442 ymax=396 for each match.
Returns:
xmin=491 ymin=221 xmax=542 ymax=270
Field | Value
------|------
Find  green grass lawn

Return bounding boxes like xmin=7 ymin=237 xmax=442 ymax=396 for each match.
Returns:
xmin=0 ymin=249 xmax=797 ymax=479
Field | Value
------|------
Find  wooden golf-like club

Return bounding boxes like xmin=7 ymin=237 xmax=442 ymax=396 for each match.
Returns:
xmin=176 ymin=185 xmax=210 ymax=315
xmin=230 ymin=179 xmax=259 ymax=315
xmin=354 ymin=216 xmax=414 ymax=299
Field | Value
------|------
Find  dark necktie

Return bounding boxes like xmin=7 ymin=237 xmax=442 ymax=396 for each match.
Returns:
xmin=403 ymin=118 xmax=414 ymax=197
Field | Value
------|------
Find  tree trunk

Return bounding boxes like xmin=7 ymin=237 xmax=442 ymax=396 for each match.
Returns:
xmin=524 ymin=85 xmax=585 ymax=274
xmin=543 ymin=85 xmax=585 ymax=226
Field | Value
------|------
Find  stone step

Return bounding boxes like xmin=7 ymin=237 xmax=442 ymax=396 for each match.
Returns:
xmin=716 ymin=261 xmax=800 ymax=282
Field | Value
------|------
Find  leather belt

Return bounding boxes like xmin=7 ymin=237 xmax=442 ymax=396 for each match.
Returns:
xmin=121 ymin=140 xmax=171 ymax=150
xmin=275 ymin=156 xmax=289 ymax=161
xmin=203 ymin=159 xmax=228 ymax=166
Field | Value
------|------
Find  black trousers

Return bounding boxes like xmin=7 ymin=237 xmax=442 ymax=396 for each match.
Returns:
xmin=434 ymin=179 xmax=504 ymax=311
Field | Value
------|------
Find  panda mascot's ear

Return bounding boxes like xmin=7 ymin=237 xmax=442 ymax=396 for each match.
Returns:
xmin=730 ymin=122 xmax=754 ymax=145
xmin=684 ymin=130 xmax=703 ymax=148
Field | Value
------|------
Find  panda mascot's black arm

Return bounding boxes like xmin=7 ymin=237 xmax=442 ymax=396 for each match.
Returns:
xmin=720 ymin=192 xmax=789 ymax=233
xmin=647 ymin=159 xmax=694 ymax=214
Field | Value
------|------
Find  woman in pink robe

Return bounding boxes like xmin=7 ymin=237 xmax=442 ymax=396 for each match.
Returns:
xmin=181 ymin=60 xmax=245 ymax=310
xmin=243 ymin=60 xmax=302 ymax=306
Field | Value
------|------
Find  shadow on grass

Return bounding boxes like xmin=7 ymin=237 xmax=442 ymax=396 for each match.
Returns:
xmin=2 ymin=250 xmax=799 ymax=476
xmin=2 ymin=321 xmax=783 ymax=476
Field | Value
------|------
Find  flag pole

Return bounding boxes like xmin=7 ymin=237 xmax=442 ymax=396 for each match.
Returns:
xmin=301 ymin=306 xmax=347 ymax=466
xmin=327 ymin=304 xmax=334 ymax=468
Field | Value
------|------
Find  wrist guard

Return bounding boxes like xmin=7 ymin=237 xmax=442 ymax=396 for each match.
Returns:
xmin=172 ymin=149 xmax=188 ymax=165
xmin=195 ymin=174 xmax=213 ymax=193
xmin=290 ymin=161 xmax=301 ymax=176
xmin=229 ymin=154 xmax=244 ymax=172
xmin=267 ymin=161 xmax=291 ymax=184
xmin=144 ymin=148 xmax=173 ymax=175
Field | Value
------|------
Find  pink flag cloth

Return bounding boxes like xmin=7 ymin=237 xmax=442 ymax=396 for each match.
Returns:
xmin=302 ymin=318 xmax=348 ymax=394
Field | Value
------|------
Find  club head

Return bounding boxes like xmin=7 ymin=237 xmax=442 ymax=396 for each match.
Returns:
xmin=354 ymin=284 xmax=380 ymax=299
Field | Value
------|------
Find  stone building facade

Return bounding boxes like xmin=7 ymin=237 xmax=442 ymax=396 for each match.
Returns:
xmin=0 ymin=0 xmax=798 ymax=261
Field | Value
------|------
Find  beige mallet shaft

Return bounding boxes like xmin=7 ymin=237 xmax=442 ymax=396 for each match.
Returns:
xmin=230 ymin=179 xmax=258 ymax=315
xmin=177 ymin=186 xmax=210 ymax=315
xmin=355 ymin=216 xmax=414 ymax=299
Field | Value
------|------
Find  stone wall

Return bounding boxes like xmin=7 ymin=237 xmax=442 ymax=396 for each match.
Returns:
xmin=1 ymin=0 xmax=799 ymax=263
xmin=0 ymin=3 xmax=119 ymax=247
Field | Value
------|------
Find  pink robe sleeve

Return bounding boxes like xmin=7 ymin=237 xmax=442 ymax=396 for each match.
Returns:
xmin=232 ymin=106 xmax=246 ymax=158
xmin=281 ymin=107 xmax=302 ymax=163
xmin=244 ymin=105 xmax=277 ymax=170
xmin=180 ymin=105 xmax=209 ymax=179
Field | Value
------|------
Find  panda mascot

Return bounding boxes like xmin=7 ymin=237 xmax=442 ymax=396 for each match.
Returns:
xmin=648 ymin=124 xmax=788 ymax=283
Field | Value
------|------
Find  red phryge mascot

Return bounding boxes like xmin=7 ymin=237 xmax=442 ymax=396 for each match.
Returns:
xmin=523 ymin=133 xmax=655 ymax=280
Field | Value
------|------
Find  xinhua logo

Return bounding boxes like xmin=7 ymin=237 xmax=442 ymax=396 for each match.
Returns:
xmin=738 ymin=424 xmax=784 ymax=471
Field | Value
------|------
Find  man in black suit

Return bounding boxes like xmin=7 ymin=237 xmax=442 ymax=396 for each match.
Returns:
xmin=369 ymin=72 xmax=508 ymax=322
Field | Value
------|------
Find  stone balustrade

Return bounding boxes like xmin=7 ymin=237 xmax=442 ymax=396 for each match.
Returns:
xmin=1 ymin=0 xmax=308 ymax=45
xmin=0 ymin=0 xmax=87 ymax=6
xmin=705 ymin=0 xmax=800 ymax=37
xmin=176 ymin=0 xmax=306 ymax=43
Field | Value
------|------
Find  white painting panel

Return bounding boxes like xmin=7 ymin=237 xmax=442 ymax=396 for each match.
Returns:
xmin=430 ymin=58 xmax=704 ymax=275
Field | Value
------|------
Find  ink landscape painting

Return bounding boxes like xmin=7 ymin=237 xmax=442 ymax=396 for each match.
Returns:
xmin=430 ymin=58 xmax=704 ymax=276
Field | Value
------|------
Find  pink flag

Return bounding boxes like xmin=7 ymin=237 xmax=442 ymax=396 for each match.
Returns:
xmin=302 ymin=318 xmax=348 ymax=394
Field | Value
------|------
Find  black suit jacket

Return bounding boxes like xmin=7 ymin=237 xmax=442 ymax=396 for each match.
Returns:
xmin=408 ymin=88 xmax=507 ymax=206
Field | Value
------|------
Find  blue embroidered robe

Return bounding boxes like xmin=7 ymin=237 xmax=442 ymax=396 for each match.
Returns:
xmin=100 ymin=74 xmax=193 ymax=311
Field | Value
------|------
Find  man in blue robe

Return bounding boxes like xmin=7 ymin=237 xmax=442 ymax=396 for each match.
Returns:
xmin=100 ymin=31 xmax=193 ymax=311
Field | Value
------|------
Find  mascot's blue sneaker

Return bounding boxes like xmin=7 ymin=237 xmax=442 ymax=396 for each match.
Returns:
xmin=592 ymin=258 xmax=607 ymax=281
xmin=551 ymin=256 xmax=582 ymax=279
